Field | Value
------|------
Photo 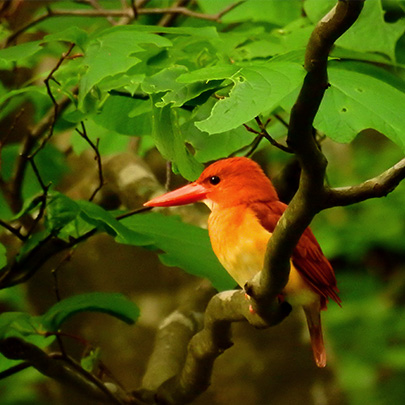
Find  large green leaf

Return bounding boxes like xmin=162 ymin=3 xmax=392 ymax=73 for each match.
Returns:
xmin=79 ymin=27 xmax=172 ymax=103
xmin=151 ymin=99 xmax=204 ymax=180
xmin=120 ymin=212 xmax=235 ymax=291
xmin=39 ymin=292 xmax=139 ymax=330
xmin=305 ymin=0 xmax=405 ymax=62
xmin=314 ymin=65 xmax=405 ymax=150
xmin=181 ymin=61 xmax=305 ymax=134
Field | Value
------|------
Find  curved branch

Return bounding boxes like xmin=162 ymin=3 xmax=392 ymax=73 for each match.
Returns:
xmin=0 ymin=337 xmax=124 ymax=404
xmin=248 ymin=0 xmax=365 ymax=305
xmin=325 ymin=157 xmax=405 ymax=208
xmin=153 ymin=290 xmax=290 ymax=404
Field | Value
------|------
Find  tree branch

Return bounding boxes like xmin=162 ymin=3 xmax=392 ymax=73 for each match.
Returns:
xmin=5 ymin=1 xmax=244 ymax=44
xmin=75 ymin=122 xmax=105 ymax=202
xmin=150 ymin=289 xmax=290 ymax=404
xmin=325 ymin=157 xmax=405 ymax=207
xmin=0 ymin=337 xmax=125 ymax=404
xmin=247 ymin=0 xmax=365 ymax=308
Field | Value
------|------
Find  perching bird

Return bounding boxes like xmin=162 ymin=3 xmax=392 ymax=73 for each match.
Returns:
xmin=144 ymin=157 xmax=341 ymax=367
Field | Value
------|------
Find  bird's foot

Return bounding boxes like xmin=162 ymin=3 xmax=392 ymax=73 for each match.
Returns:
xmin=244 ymin=293 xmax=256 ymax=314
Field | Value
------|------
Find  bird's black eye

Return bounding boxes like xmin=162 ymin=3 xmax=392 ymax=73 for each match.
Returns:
xmin=209 ymin=176 xmax=221 ymax=185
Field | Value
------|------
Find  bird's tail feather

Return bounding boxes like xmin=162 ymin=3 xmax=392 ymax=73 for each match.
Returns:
xmin=303 ymin=305 xmax=326 ymax=368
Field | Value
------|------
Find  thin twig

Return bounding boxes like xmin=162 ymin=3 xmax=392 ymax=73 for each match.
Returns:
xmin=243 ymin=119 xmax=293 ymax=154
xmin=157 ymin=0 xmax=190 ymax=27
xmin=0 ymin=362 xmax=31 ymax=380
xmin=86 ymin=0 xmax=117 ymax=25
xmin=231 ymin=132 xmax=265 ymax=157
xmin=274 ymin=113 xmax=289 ymax=128
xmin=6 ymin=2 xmax=244 ymax=44
xmin=75 ymin=122 xmax=105 ymax=201
xmin=130 ymin=0 xmax=137 ymax=19
xmin=255 ymin=117 xmax=293 ymax=153
xmin=0 ymin=219 xmax=26 ymax=242
xmin=24 ymin=158 xmax=51 ymax=237
xmin=115 ymin=206 xmax=152 ymax=221
xmin=165 ymin=161 xmax=172 ymax=191
xmin=31 ymin=43 xmax=76 ymax=159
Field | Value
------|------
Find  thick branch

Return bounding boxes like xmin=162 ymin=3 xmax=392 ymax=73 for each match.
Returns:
xmin=152 ymin=289 xmax=290 ymax=404
xmin=247 ymin=0 xmax=365 ymax=305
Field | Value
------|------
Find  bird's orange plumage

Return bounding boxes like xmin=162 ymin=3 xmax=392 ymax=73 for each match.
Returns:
xmin=145 ymin=157 xmax=341 ymax=367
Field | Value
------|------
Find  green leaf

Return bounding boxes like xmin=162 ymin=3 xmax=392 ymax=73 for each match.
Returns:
xmin=191 ymin=61 xmax=305 ymax=134
xmin=46 ymin=193 xmax=81 ymax=231
xmin=120 ymin=212 xmax=235 ymax=291
xmin=0 ymin=41 xmax=42 ymax=63
xmin=0 ymin=312 xmax=50 ymax=349
xmin=76 ymin=200 xmax=151 ymax=245
xmin=0 ymin=86 xmax=46 ymax=109
xmin=45 ymin=193 xmax=152 ymax=244
xmin=305 ymin=0 xmax=405 ymax=62
xmin=43 ymin=26 xmax=89 ymax=50
xmin=314 ymin=64 xmax=405 ymax=150
xmin=337 ymin=0 xmax=405 ymax=62
xmin=81 ymin=347 xmax=101 ymax=372
xmin=0 ymin=292 xmax=139 ymax=372
xmin=182 ymin=99 xmax=256 ymax=162
xmin=151 ymin=99 xmax=204 ymax=180
xmin=92 ymin=94 xmax=151 ymax=136
xmin=79 ymin=27 xmax=172 ymax=103
xmin=39 ymin=292 xmax=139 ymax=330
xmin=0 ymin=243 xmax=6 ymax=269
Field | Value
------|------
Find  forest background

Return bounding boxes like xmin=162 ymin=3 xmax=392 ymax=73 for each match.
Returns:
xmin=1 ymin=0 xmax=405 ymax=404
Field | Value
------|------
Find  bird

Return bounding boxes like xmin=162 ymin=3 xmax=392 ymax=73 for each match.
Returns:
xmin=144 ymin=156 xmax=341 ymax=367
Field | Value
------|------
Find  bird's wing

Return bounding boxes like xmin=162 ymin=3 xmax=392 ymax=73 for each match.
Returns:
xmin=249 ymin=201 xmax=341 ymax=309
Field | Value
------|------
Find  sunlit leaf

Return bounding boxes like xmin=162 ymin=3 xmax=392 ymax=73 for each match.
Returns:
xmin=79 ymin=27 xmax=172 ymax=103
xmin=188 ymin=61 xmax=305 ymax=134
xmin=43 ymin=26 xmax=88 ymax=50
xmin=315 ymin=64 xmax=405 ymax=150
xmin=305 ymin=0 xmax=405 ymax=61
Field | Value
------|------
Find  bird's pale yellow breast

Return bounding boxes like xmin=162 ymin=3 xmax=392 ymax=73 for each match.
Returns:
xmin=208 ymin=206 xmax=270 ymax=287
xmin=208 ymin=204 xmax=317 ymax=306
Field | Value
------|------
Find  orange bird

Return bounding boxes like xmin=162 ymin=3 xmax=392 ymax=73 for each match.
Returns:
xmin=144 ymin=157 xmax=341 ymax=367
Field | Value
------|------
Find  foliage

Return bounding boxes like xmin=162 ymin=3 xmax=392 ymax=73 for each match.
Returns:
xmin=0 ymin=0 xmax=405 ymax=404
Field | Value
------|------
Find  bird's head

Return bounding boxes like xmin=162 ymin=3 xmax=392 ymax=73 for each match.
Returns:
xmin=144 ymin=157 xmax=279 ymax=209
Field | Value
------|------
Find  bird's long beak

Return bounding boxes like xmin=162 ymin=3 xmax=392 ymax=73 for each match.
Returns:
xmin=144 ymin=182 xmax=208 ymax=207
